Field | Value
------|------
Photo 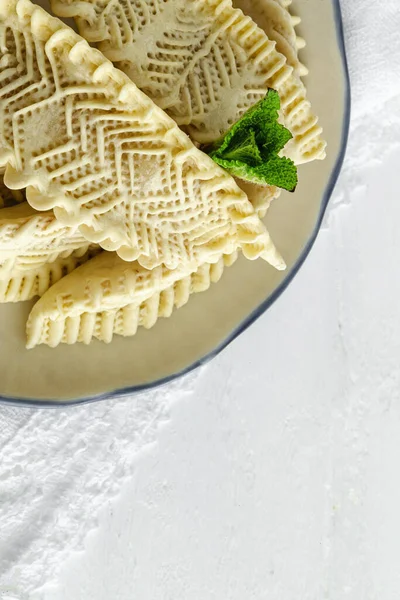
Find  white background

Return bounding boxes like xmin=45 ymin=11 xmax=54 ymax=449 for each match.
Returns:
xmin=2 ymin=1 xmax=400 ymax=598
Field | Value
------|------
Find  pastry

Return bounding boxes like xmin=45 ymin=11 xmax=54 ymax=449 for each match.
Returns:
xmin=0 ymin=0 xmax=280 ymax=270
xmin=232 ymin=0 xmax=308 ymax=77
xmin=26 ymin=250 xmax=238 ymax=346
xmin=51 ymin=0 xmax=325 ymax=163
xmin=0 ymin=244 xmax=100 ymax=302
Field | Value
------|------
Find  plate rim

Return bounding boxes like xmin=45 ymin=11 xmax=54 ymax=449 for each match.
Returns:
xmin=0 ymin=0 xmax=351 ymax=408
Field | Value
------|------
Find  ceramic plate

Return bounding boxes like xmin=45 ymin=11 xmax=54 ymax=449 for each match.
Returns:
xmin=0 ymin=0 xmax=350 ymax=406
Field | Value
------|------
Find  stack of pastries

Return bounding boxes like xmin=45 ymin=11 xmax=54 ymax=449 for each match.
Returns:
xmin=0 ymin=0 xmax=326 ymax=348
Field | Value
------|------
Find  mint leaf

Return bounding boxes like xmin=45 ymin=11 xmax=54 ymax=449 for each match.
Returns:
xmin=203 ymin=89 xmax=297 ymax=192
xmin=213 ymin=155 xmax=298 ymax=191
xmin=220 ymin=128 xmax=262 ymax=165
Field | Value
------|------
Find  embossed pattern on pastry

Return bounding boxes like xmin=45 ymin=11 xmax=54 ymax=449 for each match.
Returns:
xmin=0 ymin=244 xmax=100 ymax=302
xmin=0 ymin=204 xmax=87 ymax=257
xmin=26 ymin=250 xmax=191 ymax=347
xmin=0 ymin=202 xmax=99 ymax=301
xmin=233 ymin=0 xmax=308 ymax=77
xmin=51 ymin=0 xmax=326 ymax=164
xmin=26 ymin=250 xmax=238 ymax=347
xmin=0 ymin=0 xmax=279 ymax=271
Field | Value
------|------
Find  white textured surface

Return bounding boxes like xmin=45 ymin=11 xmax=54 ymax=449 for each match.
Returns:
xmin=1 ymin=0 xmax=400 ymax=598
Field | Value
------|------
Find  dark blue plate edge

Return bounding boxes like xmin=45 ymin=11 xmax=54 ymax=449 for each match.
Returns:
xmin=1 ymin=0 xmax=351 ymax=408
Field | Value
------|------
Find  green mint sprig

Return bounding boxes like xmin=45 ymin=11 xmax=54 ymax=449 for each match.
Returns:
xmin=203 ymin=89 xmax=297 ymax=192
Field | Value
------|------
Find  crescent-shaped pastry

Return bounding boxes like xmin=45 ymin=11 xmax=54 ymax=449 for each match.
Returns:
xmin=0 ymin=0 xmax=279 ymax=270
